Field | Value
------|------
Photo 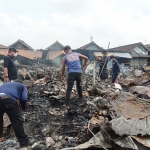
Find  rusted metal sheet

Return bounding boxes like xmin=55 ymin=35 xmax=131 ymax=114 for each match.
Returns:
xmin=110 ymin=116 xmax=150 ymax=136
xmin=110 ymin=93 xmax=150 ymax=119
xmin=130 ymin=86 xmax=150 ymax=98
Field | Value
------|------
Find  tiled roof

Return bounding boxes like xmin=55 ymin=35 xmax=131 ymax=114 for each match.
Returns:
xmin=108 ymin=42 xmax=150 ymax=52
xmin=9 ymin=39 xmax=34 ymax=50
xmin=0 ymin=49 xmax=42 ymax=59
xmin=77 ymin=41 xmax=104 ymax=50
xmin=47 ymin=50 xmax=64 ymax=60
xmin=0 ymin=44 xmax=7 ymax=49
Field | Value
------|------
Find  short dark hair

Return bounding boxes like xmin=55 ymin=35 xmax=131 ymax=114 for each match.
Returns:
xmin=102 ymin=50 xmax=108 ymax=54
xmin=64 ymin=45 xmax=71 ymax=51
xmin=14 ymin=79 xmax=23 ymax=84
xmin=110 ymin=55 xmax=115 ymax=59
xmin=9 ymin=47 xmax=18 ymax=53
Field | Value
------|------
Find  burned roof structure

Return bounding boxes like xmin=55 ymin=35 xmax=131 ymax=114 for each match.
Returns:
xmin=46 ymin=41 xmax=64 ymax=51
xmin=75 ymin=41 xmax=105 ymax=61
xmin=9 ymin=39 xmax=34 ymax=51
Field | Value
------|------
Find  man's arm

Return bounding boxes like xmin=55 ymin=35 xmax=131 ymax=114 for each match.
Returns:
xmin=79 ymin=54 xmax=88 ymax=67
xmin=4 ymin=57 xmax=10 ymax=82
xmin=4 ymin=68 xmax=8 ymax=77
xmin=20 ymin=85 xmax=28 ymax=102
xmin=116 ymin=61 xmax=120 ymax=73
xmin=61 ymin=58 xmax=66 ymax=79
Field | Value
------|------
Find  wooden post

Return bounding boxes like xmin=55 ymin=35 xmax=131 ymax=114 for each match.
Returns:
xmin=93 ymin=61 xmax=96 ymax=85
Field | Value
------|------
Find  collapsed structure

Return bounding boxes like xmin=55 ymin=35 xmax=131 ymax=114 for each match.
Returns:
xmin=0 ymin=64 xmax=150 ymax=150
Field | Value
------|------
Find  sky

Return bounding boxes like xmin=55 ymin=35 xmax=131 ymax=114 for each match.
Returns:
xmin=0 ymin=0 xmax=150 ymax=50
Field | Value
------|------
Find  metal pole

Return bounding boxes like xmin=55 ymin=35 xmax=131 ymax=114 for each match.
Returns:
xmin=108 ymin=42 xmax=110 ymax=49
xmin=93 ymin=61 xmax=96 ymax=85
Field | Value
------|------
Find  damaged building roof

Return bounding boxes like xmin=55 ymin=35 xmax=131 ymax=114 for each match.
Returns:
xmin=108 ymin=42 xmax=150 ymax=52
xmin=9 ymin=39 xmax=34 ymax=51
xmin=46 ymin=41 xmax=64 ymax=51
xmin=145 ymin=44 xmax=150 ymax=51
xmin=108 ymin=42 xmax=150 ymax=58
xmin=77 ymin=41 xmax=104 ymax=51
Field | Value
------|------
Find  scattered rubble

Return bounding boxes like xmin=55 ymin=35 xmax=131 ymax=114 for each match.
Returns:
xmin=0 ymin=65 xmax=150 ymax=149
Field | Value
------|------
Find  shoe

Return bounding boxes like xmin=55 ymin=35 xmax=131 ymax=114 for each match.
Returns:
xmin=20 ymin=140 xmax=32 ymax=148
xmin=77 ymin=97 xmax=84 ymax=102
xmin=0 ymin=137 xmax=5 ymax=142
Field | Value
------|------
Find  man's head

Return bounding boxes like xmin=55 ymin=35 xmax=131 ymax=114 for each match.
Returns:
xmin=64 ymin=45 xmax=71 ymax=54
xmin=110 ymin=55 xmax=115 ymax=61
xmin=102 ymin=50 xmax=108 ymax=56
xmin=8 ymin=47 xmax=18 ymax=57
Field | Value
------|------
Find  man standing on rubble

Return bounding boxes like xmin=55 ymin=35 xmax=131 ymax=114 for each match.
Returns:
xmin=3 ymin=47 xmax=18 ymax=82
xmin=98 ymin=50 xmax=108 ymax=81
xmin=0 ymin=80 xmax=31 ymax=148
xmin=61 ymin=45 xmax=88 ymax=108
xmin=110 ymin=55 xmax=120 ymax=83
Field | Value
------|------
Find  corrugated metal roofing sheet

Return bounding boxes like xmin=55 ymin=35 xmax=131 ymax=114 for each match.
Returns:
xmin=115 ymin=52 xmax=132 ymax=58
xmin=94 ymin=52 xmax=132 ymax=58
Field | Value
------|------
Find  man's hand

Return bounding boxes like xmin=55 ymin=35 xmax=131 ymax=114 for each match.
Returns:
xmin=61 ymin=76 xmax=64 ymax=81
xmin=4 ymin=77 xmax=9 ymax=83
xmin=82 ymin=64 xmax=86 ymax=67
xmin=26 ymin=102 xmax=32 ymax=106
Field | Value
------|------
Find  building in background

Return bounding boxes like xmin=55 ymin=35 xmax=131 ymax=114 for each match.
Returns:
xmin=75 ymin=41 xmax=105 ymax=61
xmin=145 ymin=44 xmax=150 ymax=65
xmin=0 ymin=44 xmax=7 ymax=49
xmin=37 ymin=41 xmax=65 ymax=67
xmin=108 ymin=42 xmax=150 ymax=66
xmin=9 ymin=39 xmax=34 ymax=51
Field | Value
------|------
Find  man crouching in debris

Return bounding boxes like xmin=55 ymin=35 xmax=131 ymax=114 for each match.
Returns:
xmin=0 ymin=80 xmax=31 ymax=148
xmin=110 ymin=55 xmax=120 ymax=83
xmin=61 ymin=45 xmax=88 ymax=109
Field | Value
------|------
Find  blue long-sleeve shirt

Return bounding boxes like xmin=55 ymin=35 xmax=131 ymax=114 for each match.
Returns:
xmin=112 ymin=59 xmax=120 ymax=74
xmin=0 ymin=82 xmax=28 ymax=101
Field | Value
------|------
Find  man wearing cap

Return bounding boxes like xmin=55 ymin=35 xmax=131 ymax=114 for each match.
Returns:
xmin=98 ymin=50 xmax=108 ymax=81
xmin=61 ymin=45 xmax=88 ymax=108
xmin=0 ymin=80 xmax=31 ymax=147
xmin=4 ymin=47 xmax=18 ymax=82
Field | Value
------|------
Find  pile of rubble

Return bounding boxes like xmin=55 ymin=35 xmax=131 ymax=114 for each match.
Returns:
xmin=1 ymin=65 xmax=150 ymax=150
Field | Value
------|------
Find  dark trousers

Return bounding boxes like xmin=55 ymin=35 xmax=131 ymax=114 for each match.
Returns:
xmin=0 ymin=98 xmax=28 ymax=144
xmin=66 ymin=73 xmax=82 ymax=105
xmin=99 ymin=68 xmax=108 ymax=80
xmin=112 ymin=73 xmax=118 ymax=83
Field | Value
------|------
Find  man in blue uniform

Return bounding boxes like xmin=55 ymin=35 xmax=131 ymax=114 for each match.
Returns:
xmin=61 ymin=45 xmax=88 ymax=108
xmin=110 ymin=55 xmax=120 ymax=83
xmin=0 ymin=81 xmax=30 ymax=147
